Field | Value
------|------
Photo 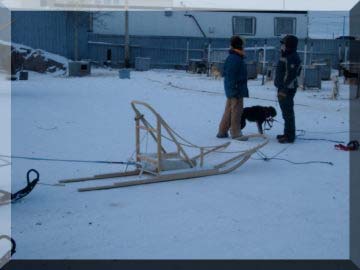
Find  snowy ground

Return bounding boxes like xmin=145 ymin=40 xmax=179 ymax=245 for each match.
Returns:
xmin=3 ymin=68 xmax=352 ymax=259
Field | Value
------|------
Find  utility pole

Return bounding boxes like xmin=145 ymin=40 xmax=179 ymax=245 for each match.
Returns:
xmin=283 ymin=0 xmax=286 ymax=9
xmin=124 ymin=0 xmax=130 ymax=68
xmin=262 ymin=40 xmax=267 ymax=86
xmin=74 ymin=13 xmax=79 ymax=61
xmin=303 ymin=38 xmax=308 ymax=90
xmin=342 ymin=16 xmax=346 ymax=38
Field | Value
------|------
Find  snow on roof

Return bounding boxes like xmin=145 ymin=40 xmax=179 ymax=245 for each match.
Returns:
xmin=0 ymin=40 xmax=69 ymax=66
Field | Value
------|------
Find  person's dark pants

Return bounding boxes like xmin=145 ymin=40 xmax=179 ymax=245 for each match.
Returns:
xmin=278 ymin=91 xmax=296 ymax=141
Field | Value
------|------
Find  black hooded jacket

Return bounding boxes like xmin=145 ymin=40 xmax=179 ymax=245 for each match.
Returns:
xmin=274 ymin=41 xmax=302 ymax=92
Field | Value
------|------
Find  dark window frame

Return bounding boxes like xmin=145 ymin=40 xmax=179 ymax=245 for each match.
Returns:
xmin=274 ymin=17 xmax=297 ymax=36
xmin=232 ymin=16 xmax=257 ymax=36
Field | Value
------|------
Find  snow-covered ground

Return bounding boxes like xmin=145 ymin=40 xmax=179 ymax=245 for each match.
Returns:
xmin=3 ymin=68 xmax=352 ymax=259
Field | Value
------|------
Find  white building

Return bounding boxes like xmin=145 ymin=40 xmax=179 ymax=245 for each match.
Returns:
xmin=93 ymin=10 xmax=309 ymax=39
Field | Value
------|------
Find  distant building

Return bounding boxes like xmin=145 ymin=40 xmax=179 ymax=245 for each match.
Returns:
xmin=40 ymin=0 xmax=173 ymax=9
xmin=93 ymin=10 xmax=309 ymax=39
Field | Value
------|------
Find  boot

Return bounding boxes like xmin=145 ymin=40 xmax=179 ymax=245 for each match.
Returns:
xmin=278 ymin=136 xmax=295 ymax=144
xmin=276 ymin=134 xmax=286 ymax=140
xmin=216 ymin=132 xmax=229 ymax=139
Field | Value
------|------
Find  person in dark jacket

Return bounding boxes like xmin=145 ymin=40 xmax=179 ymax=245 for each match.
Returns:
xmin=275 ymin=35 xmax=301 ymax=143
xmin=217 ymin=35 xmax=249 ymax=140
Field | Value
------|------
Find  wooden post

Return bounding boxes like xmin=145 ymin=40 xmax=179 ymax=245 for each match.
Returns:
xmin=124 ymin=0 xmax=130 ymax=68
xmin=262 ymin=40 xmax=267 ymax=85
xmin=345 ymin=42 xmax=349 ymax=63
xmin=132 ymin=106 xmax=166 ymax=154
xmin=207 ymin=42 xmax=211 ymax=77
xmin=135 ymin=118 xmax=140 ymax=162
xmin=309 ymin=42 xmax=313 ymax=64
xmin=254 ymin=42 xmax=257 ymax=62
xmin=200 ymin=148 xmax=204 ymax=167
xmin=303 ymin=39 xmax=308 ymax=90
xmin=74 ymin=12 xmax=79 ymax=61
xmin=357 ymin=72 xmax=360 ymax=99
xmin=186 ymin=40 xmax=190 ymax=65
xmin=156 ymin=119 xmax=162 ymax=173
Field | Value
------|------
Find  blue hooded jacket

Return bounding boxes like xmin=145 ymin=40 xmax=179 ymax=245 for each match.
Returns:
xmin=223 ymin=50 xmax=249 ymax=99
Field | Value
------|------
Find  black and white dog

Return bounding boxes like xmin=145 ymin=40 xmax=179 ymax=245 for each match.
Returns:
xmin=241 ymin=106 xmax=277 ymax=134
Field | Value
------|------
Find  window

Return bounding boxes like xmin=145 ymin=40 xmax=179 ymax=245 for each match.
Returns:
xmin=274 ymin=17 xmax=296 ymax=36
xmin=232 ymin=16 xmax=256 ymax=36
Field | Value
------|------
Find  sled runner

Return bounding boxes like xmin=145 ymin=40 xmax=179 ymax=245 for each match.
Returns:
xmin=59 ymin=101 xmax=269 ymax=192
xmin=0 ymin=235 xmax=16 ymax=268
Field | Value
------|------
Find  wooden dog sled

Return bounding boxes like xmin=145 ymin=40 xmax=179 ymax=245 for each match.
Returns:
xmin=59 ymin=101 xmax=269 ymax=192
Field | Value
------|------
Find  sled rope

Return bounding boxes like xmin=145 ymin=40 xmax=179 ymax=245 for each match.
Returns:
xmin=297 ymin=137 xmax=345 ymax=144
xmin=272 ymin=121 xmax=347 ymax=144
xmin=160 ymin=129 xmax=249 ymax=154
xmin=0 ymin=154 xmax=139 ymax=166
xmin=297 ymin=129 xmax=360 ymax=135
xmin=296 ymin=130 xmax=345 ymax=143
xmin=143 ymin=118 xmax=251 ymax=154
xmin=254 ymin=147 xmax=333 ymax=166
xmin=0 ymin=158 xmax=11 ymax=168
xmin=0 ymin=169 xmax=40 ymax=206
xmin=146 ymin=78 xmax=310 ymax=107
xmin=263 ymin=117 xmax=275 ymax=131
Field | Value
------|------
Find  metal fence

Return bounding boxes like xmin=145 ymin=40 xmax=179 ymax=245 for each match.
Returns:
xmin=87 ymin=34 xmax=348 ymax=70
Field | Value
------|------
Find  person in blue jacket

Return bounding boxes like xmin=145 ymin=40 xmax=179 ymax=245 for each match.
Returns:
xmin=217 ymin=35 xmax=249 ymax=140
xmin=275 ymin=35 xmax=301 ymax=143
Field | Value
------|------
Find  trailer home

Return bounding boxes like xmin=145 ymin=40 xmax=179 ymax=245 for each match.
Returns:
xmin=93 ymin=10 xmax=309 ymax=39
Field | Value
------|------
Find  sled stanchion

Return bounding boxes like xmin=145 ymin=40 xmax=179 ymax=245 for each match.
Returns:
xmin=160 ymin=119 xmax=195 ymax=168
xmin=191 ymin=142 xmax=230 ymax=161
xmin=157 ymin=118 xmax=162 ymax=173
xmin=136 ymin=117 xmax=140 ymax=163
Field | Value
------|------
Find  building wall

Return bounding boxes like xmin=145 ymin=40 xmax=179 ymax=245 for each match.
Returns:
xmin=349 ymin=2 xmax=360 ymax=63
xmin=0 ymin=7 xmax=11 ymax=73
xmin=0 ymin=7 xmax=11 ymax=42
xmin=93 ymin=11 xmax=309 ymax=39
xmin=10 ymin=11 xmax=345 ymax=69
xmin=350 ymin=1 xmax=360 ymax=38
xmin=11 ymin=11 xmax=89 ymax=60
